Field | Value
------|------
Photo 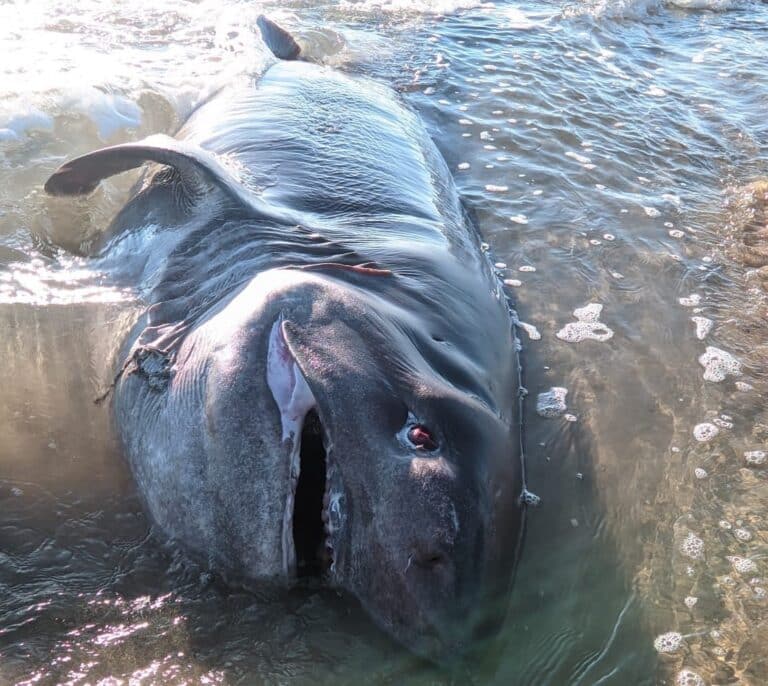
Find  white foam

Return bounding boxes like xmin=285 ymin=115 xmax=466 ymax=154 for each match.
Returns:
xmin=679 ymin=294 xmax=702 ymax=307
xmin=457 ymin=162 xmax=470 ymax=170
xmin=485 ymin=184 xmax=508 ymax=193
xmin=519 ymin=265 xmax=536 ymax=272
xmin=519 ymin=322 xmax=541 ymax=341
xmin=691 ymin=316 xmax=713 ymax=340
xmin=644 ymin=206 xmax=661 ymax=218
xmin=567 ymin=0 xmax=736 ymax=21
xmin=734 ymin=528 xmax=752 ymax=542
xmin=727 ymin=556 xmax=757 ymax=574
xmin=504 ymin=279 xmax=522 ymax=287
xmin=680 ymin=533 xmax=704 ymax=560
xmin=713 ymin=416 xmax=733 ymax=429
xmin=536 ymin=387 xmax=568 ymax=418
xmin=556 ymin=303 xmax=614 ymax=343
xmin=744 ymin=450 xmax=766 ymax=466
xmin=671 ymin=0 xmax=737 ymax=8
xmin=684 ymin=596 xmax=698 ymax=609
xmin=510 ymin=214 xmax=529 ymax=224
xmin=694 ymin=468 xmax=708 ymax=479
xmin=676 ymin=670 xmax=705 ymax=686
xmin=654 ymin=631 xmax=684 ymax=654
xmin=698 ymin=346 xmax=741 ymax=382
xmin=338 ymin=0 xmax=483 ymax=15
xmin=693 ymin=422 xmax=719 ymax=442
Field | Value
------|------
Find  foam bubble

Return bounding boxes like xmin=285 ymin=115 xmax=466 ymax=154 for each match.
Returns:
xmin=684 ymin=596 xmax=698 ymax=609
xmin=669 ymin=229 xmax=686 ymax=239
xmin=691 ymin=316 xmax=713 ymax=340
xmin=654 ymin=631 xmax=684 ymax=654
xmin=485 ymin=184 xmax=508 ymax=193
xmin=694 ymin=468 xmax=708 ymax=479
xmin=519 ymin=322 xmax=541 ymax=341
xmin=693 ymin=423 xmax=719 ymax=442
xmin=536 ymin=387 xmax=568 ymax=418
xmin=734 ymin=528 xmax=752 ymax=542
xmin=519 ymin=265 xmax=536 ymax=272
xmin=676 ymin=670 xmax=705 ymax=686
xmin=736 ymin=381 xmax=754 ymax=392
xmin=644 ymin=206 xmax=661 ymax=218
xmin=698 ymin=347 xmax=741 ymax=382
xmin=727 ymin=556 xmax=757 ymax=574
xmin=520 ymin=489 xmax=541 ymax=507
xmin=647 ymin=86 xmax=667 ymax=97
xmin=744 ymin=450 xmax=766 ymax=466
xmin=681 ymin=532 xmax=704 ymax=560
xmin=457 ymin=162 xmax=470 ymax=170
xmin=510 ymin=214 xmax=529 ymax=224
xmin=679 ymin=294 xmax=701 ymax=307
xmin=564 ymin=413 xmax=578 ymax=422
xmin=557 ymin=303 xmax=614 ymax=343
xmin=504 ymin=279 xmax=522 ymax=287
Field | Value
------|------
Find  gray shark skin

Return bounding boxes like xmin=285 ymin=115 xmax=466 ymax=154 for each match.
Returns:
xmin=44 ymin=17 xmax=525 ymax=662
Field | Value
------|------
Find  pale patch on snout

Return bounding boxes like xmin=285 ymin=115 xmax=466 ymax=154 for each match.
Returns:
xmin=267 ymin=317 xmax=316 ymax=443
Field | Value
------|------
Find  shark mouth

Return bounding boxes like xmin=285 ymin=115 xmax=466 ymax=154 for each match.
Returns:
xmin=267 ymin=318 xmax=334 ymax=580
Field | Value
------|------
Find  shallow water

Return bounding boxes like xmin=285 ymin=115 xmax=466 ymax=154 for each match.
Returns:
xmin=1 ymin=0 xmax=767 ymax=684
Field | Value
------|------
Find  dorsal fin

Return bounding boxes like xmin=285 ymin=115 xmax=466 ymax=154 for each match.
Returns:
xmin=44 ymin=134 xmax=307 ymax=226
xmin=257 ymin=15 xmax=302 ymax=61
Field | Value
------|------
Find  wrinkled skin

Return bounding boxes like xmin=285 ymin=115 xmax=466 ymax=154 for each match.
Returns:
xmin=45 ymin=50 xmax=524 ymax=660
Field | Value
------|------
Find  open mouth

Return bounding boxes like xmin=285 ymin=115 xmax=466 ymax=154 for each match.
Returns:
xmin=293 ymin=408 xmax=333 ymax=578
xmin=268 ymin=318 xmax=334 ymax=580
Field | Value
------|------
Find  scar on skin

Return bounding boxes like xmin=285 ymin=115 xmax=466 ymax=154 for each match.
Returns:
xmin=291 ymin=262 xmax=393 ymax=277
xmin=94 ymin=346 xmax=173 ymax=405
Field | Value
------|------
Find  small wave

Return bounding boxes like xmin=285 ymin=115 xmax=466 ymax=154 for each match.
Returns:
xmin=565 ymin=0 xmax=741 ymax=20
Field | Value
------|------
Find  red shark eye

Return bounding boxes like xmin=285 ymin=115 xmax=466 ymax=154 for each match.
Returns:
xmin=408 ymin=425 xmax=438 ymax=451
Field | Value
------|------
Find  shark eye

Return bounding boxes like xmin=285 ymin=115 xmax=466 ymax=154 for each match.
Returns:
xmin=407 ymin=425 xmax=438 ymax=451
